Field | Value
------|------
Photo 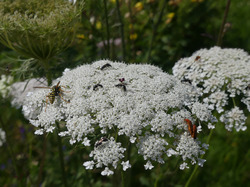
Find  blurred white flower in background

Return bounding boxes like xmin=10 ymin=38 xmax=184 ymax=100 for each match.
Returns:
xmin=11 ymin=78 xmax=47 ymax=109
xmin=0 ymin=75 xmax=13 ymax=98
xmin=22 ymin=60 xmax=216 ymax=174
xmin=0 ymin=128 xmax=6 ymax=147
xmin=173 ymin=47 xmax=250 ymax=131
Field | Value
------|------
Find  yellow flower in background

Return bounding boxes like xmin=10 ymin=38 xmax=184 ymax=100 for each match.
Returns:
xmin=134 ymin=2 xmax=143 ymax=12
xmin=130 ymin=33 xmax=138 ymax=40
xmin=76 ymin=34 xmax=85 ymax=39
xmin=165 ymin=12 xmax=175 ymax=24
xmin=109 ymin=0 xmax=116 ymax=4
xmin=129 ymin=24 xmax=133 ymax=30
xmin=96 ymin=21 xmax=102 ymax=30
xmin=167 ymin=12 xmax=175 ymax=19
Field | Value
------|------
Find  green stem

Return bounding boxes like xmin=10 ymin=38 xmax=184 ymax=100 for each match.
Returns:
xmin=25 ymin=30 xmax=41 ymax=59
xmin=56 ymin=122 xmax=68 ymax=187
xmin=121 ymin=170 xmax=125 ymax=187
xmin=103 ymin=0 xmax=110 ymax=59
xmin=115 ymin=0 xmax=126 ymax=61
xmin=154 ymin=164 xmax=161 ymax=187
xmin=185 ymin=129 xmax=214 ymax=187
xmin=37 ymin=134 xmax=47 ymax=186
xmin=146 ymin=0 xmax=167 ymax=61
xmin=216 ymin=0 xmax=231 ymax=46
xmin=232 ymin=97 xmax=236 ymax=107
xmin=0 ymin=116 xmax=22 ymax=186
xmin=3 ymin=30 xmax=15 ymax=50
xmin=40 ymin=59 xmax=52 ymax=86
xmin=128 ymin=0 xmax=136 ymax=61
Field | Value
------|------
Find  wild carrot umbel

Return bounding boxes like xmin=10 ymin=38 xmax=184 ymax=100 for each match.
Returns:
xmin=22 ymin=60 xmax=216 ymax=175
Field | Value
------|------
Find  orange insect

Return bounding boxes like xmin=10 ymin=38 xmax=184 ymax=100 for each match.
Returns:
xmin=194 ymin=56 xmax=201 ymax=61
xmin=184 ymin=119 xmax=197 ymax=139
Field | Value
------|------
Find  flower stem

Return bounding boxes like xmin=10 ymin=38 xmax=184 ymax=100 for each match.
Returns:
xmin=37 ymin=134 xmax=47 ymax=186
xmin=56 ymin=122 xmax=68 ymax=187
xmin=216 ymin=0 xmax=231 ymax=46
xmin=146 ymin=0 xmax=167 ymax=61
xmin=232 ymin=97 xmax=236 ymax=107
xmin=185 ymin=129 xmax=214 ymax=187
xmin=0 ymin=116 xmax=22 ymax=186
xmin=121 ymin=170 xmax=125 ymax=187
xmin=115 ymin=0 xmax=126 ymax=61
xmin=40 ymin=59 xmax=52 ymax=86
xmin=103 ymin=0 xmax=110 ymax=59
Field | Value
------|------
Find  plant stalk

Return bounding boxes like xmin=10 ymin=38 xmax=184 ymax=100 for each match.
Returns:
xmin=37 ymin=134 xmax=47 ymax=186
xmin=216 ymin=0 xmax=231 ymax=46
xmin=146 ymin=0 xmax=167 ymax=61
xmin=103 ymin=0 xmax=110 ymax=59
xmin=56 ymin=122 xmax=68 ymax=187
xmin=185 ymin=129 xmax=214 ymax=187
xmin=0 ymin=115 xmax=22 ymax=186
xmin=115 ymin=0 xmax=126 ymax=61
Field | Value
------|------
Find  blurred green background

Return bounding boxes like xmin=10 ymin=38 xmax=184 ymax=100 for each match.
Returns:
xmin=0 ymin=0 xmax=249 ymax=186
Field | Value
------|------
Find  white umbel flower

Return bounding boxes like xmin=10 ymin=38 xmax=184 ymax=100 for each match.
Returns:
xmin=23 ymin=60 xmax=216 ymax=173
xmin=220 ymin=107 xmax=247 ymax=132
xmin=173 ymin=47 xmax=250 ymax=131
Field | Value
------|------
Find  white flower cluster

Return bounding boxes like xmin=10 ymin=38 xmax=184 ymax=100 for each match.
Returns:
xmin=23 ymin=60 xmax=216 ymax=174
xmin=173 ymin=47 xmax=250 ymax=131
xmin=176 ymin=133 xmax=208 ymax=170
xmin=0 ymin=128 xmax=6 ymax=147
xmin=11 ymin=78 xmax=47 ymax=109
xmin=84 ymin=137 xmax=126 ymax=176
xmin=0 ymin=75 xmax=13 ymax=98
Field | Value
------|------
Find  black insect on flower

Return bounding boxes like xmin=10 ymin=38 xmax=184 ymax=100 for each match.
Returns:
xmin=95 ymin=137 xmax=108 ymax=148
xmin=181 ymin=77 xmax=192 ymax=85
xmin=115 ymin=78 xmax=127 ymax=92
xmin=101 ymin=63 xmax=112 ymax=70
xmin=93 ymin=83 xmax=103 ymax=91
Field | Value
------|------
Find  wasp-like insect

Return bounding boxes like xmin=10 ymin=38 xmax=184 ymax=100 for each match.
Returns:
xmin=101 ymin=63 xmax=112 ymax=70
xmin=34 ymin=81 xmax=70 ymax=111
xmin=93 ymin=83 xmax=103 ymax=91
xmin=115 ymin=78 xmax=128 ymax=92
xmin=95 ymin=137 xmax=108 ymax=148
xmin=184 ymin=119 xmax=197 ymax=139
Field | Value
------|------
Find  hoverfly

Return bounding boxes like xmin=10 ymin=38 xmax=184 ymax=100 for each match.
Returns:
xmin=184 ymin=119 xmax=197 ymax=139
xmin=34 ymin=81 xmax=70 ymax=111
xmin=95 ymin=137 xmax=108 ymax=148
xmin=115 ymin=78 xmax=128 ymax=92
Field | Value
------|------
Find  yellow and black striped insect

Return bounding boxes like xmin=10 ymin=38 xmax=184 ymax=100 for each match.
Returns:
xmin=34 ymin=81 xmax=70 ymax=111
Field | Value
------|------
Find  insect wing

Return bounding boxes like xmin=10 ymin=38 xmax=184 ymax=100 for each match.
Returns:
xmin=184 ymin=119 xmax=193 ymax=136
xmin=192 ymin=124 xmax=197 ymax=139
xmin=33 ymin=86 xmax=51 ymax=89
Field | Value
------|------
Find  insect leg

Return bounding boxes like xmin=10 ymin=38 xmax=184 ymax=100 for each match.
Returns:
xmin=45 ymin=95 xmax=49 ymax=112
xmin=58 ymin=93 xmax=70 ymax=103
